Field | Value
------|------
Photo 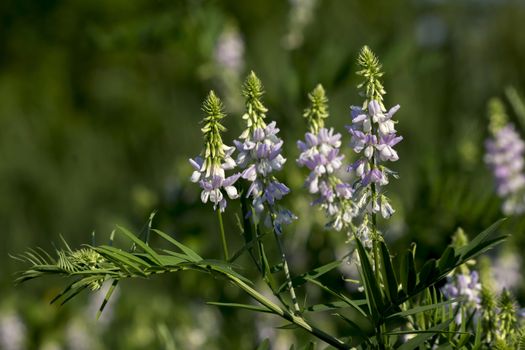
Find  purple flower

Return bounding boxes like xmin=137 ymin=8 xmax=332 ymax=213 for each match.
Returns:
xmin=236 ymin=120 xmax=295 ymax=231
xmin=199 ymin=173 xmax=241 ymax=211
xmin=345 ymin=99 xmax=401 ymax=242
xmin=485 ymin=123 xmax=525 ymax=215
xmin=237 ymin=122 xmax=287 ymax=180
xmin=376 ymin=134 xmax=403 ymax=162
xmin=189 ymin=144 xmax=241 ymax=212
xmin=361 ymin=169 xmax=387 ymax=186
xmin=442 ymin=270 xmax=482 ymax=324
xmin=297 ymin=127 xmax=354 ymax=231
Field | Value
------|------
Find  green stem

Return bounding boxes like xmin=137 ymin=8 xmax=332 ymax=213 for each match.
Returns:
xmin=371 ymin=184 xmax=381 ymax=282
xmin=274 ymin=230 xmax=301 ymax=315
xmin=217 ymin=210 xmax=229 ymax=261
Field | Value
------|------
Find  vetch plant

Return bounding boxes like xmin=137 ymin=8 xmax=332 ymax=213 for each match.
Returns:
xmin=13 ymin=46 xmax=519 ymax=349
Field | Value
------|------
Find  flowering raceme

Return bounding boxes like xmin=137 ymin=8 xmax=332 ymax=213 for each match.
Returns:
xmin=297 ymin=85 xmax=355 ymax=232
xmin=189 ymin=91 xmax=241 ymax=212
xmin=443 ymin=270 xmax=483 ymax=324
xmin=234 ymin=72 xmax=296 ymax=233
xmin=344 ymin=46 xmax=402 ymax=246
xmin=485 ymin=98 xmax=525 ymax=215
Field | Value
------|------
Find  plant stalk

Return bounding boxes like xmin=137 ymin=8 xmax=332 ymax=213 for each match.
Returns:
xmin=217 ymin=210 xmax=229 ymax=261
xmin=274 ymin=230 xmax=301 ymax=315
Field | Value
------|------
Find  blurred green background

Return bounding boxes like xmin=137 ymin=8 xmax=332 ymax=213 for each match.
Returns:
xmin=1 ymin=0 xmax=525 ymax=348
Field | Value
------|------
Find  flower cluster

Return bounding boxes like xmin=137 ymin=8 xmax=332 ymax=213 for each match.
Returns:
xmin=297 ymin=85 xmax=355 ymax=231
xmin=442 ymin=270 xmax=483 ymax=324
xmin=345 ymin=47 xmax=402 ymax=245
xmin=484 ymin=99 xmax=525 ymax=215
xmin=235 ymin=72 xmax=295 ymax=233
xmin=347 ymin=100 xmax=402 ymax=188
xmin=189 ymin=91 xmax=241 ymax=212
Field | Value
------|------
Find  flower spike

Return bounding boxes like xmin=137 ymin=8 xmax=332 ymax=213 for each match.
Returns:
xmin=235 ymin=72 xmax=295 ymax=232
xmin=189 ymin=91 xmax=241 ymax=212
xmin=347 ymin=46 xmax=402 ymax=247
xmin=297 ymin=85 xmax=356 ymax=233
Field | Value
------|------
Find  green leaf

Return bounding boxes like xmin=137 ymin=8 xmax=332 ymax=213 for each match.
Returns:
xmin=417 ymin=259 xmax=437 ymax=288
xmin=456 ymin=219 xmax=505 ymax=261
xmin=93 ymin=246 xmax=149 ymax=275
xmin=206 ymin=302 xmax=272 ymax=314
xmin=117 ymin=226 xmax=162 ymax=265
xmin=396 ymin=320 xmax=453 ymax=350
xmin=276 ymin=323 xmax=300 ymax=330
xmin=96 ymin=280 xmax=118 ymax=320
xmin=437 ymin=246 xmax=457 ymax=273
xmin=304 ymin=277 xmax=368 ymax=318
xmin=385 ymin=297 xmax=465 ymax=321
xmin=400 ymin=249 xmax=416 ymax=295
xmin=256 ymin=339 xmax=270 ymax=350
xmin=161 ymin=249 xmax=195 ymax=262
xmin=379 ymin=241 xmax=398 ymax=303
xmin=259 ymin=241 xmax=277 ymax=291
xmin=355 ymin=237 xmax=384 ymax=322
xmin=457 ymin=235 xmax=508 ymax=264
xmin=151 ymin=229 xmax=202 ymax=262
xmin=200 ymin=260 xmax=254 ymax=286
xmin=156 ymin=254 xmax=187 ymax=267
xmin=50 ymin=278 xmax=82 ymax=305
xmin=334 ymin=313 xmax=368 ymax=338
xmin=304 ymin=300 xmax=367 ymax=313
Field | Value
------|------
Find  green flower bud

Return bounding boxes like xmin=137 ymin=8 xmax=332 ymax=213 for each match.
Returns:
xmin=240 ymin=71 xmax=268 ymax=138
xmin=357 ymin=46 xmax=386 ymax=111
xmin=488 ymin=98 xmax=509 ymax=135
xmin=303 ymin=84 xmax=329 ymax=134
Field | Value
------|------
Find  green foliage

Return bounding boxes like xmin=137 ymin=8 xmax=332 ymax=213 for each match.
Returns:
xmin=14 ymin=217 xmax=508 ymax=349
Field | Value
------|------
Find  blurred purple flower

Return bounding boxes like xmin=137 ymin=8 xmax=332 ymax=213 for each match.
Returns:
xmin=442 ymin=270 xmax=482 ymax=324
xmin=214 ymin=29 xmax=244 ymax=73
xmin=485 ymin=123 xmax=525 ymax=215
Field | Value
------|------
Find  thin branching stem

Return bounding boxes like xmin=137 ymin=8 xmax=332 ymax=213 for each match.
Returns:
xmin=222 ymin=271 xmax=349 ymax=350
xmin=217 ymin=210 xmax=229 ymax=261
xmin=273 ymin=229 xmax=301 ymax=315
